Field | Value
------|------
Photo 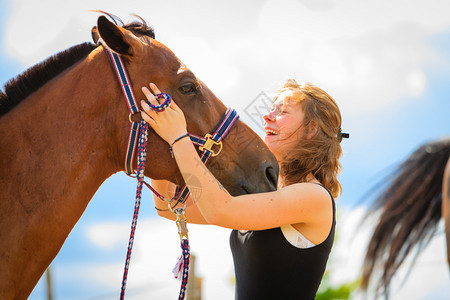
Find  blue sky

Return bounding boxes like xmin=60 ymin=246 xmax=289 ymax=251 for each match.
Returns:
xmin=1 ymin=0 xmax=449 ymax=299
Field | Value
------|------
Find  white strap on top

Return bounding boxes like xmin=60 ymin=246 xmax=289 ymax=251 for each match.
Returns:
xmin=280 ymin=224 xmax=316 ymax=249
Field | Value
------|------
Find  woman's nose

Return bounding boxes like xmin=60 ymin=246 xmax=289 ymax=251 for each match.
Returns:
xmin=263 ymin=111 xmax=275 ymax=123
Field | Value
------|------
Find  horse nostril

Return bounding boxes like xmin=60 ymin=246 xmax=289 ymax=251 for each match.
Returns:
xmin=265 ymin=166 xmax=278 ymax=190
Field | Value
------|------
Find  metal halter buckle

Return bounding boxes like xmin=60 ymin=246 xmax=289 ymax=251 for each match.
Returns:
xmin=198 ymin=134 xmax=223 ymax=157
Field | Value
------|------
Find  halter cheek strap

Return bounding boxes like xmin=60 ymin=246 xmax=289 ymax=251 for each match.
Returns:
xmin=100 ymin=39 xmax=141 ymax=175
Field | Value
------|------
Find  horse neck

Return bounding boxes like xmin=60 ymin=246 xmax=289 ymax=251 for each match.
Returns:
xmin=2 ymin=46 xmax=124 ymax=202
xmin=0 ymin=47 xmax=128 ymax=297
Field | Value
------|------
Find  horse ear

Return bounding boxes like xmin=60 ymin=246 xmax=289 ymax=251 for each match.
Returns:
xmin=91 ymin=26 xmax=100 ymax=44
xmin=97 ymin=16 xmax=140 ymax=56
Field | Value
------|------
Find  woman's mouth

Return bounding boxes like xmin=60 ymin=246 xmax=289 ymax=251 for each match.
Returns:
xmin=265 ymin=128 xmax=279 ymax=136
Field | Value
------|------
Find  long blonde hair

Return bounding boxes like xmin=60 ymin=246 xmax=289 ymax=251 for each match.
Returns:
xmin=275 ymin=79 xmax=344 ymax=198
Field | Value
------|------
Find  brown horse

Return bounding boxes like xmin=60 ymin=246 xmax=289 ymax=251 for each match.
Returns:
xmin=360 ymin=137 xmax=450 ymax=298
xmin=0 ymin=15 xmax=278 ymax=299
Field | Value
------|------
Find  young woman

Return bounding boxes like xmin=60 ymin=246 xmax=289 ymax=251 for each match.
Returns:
xmin=142 ymin=79 xmax=347 ymax=299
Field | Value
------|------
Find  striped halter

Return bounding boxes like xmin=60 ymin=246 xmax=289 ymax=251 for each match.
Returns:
xmin=100 ymin=40 xmax=239 ymax=299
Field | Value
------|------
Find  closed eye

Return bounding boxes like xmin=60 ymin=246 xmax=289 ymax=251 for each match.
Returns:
xmin=178 ymin=83 xmax=199 ymax=95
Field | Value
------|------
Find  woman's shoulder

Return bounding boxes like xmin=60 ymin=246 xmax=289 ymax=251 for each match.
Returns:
xmin=284 ymin=181 xmax=331 ymax=198
xmin=279 ymin=182 xmax=331 ymax=205
xmin=282 ymin=182 xmax=333 ymax=212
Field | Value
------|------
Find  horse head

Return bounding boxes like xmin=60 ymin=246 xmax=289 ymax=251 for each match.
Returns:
xmin=94 ymin=15 xmax=278 ymax=195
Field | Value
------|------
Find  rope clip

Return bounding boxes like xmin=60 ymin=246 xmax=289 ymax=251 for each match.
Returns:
xmin=174 ymin=207 xmax=189 ymax=241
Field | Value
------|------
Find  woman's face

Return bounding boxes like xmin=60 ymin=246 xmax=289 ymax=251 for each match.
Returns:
xmin=263 ymin=91 xmax=306 ymax=159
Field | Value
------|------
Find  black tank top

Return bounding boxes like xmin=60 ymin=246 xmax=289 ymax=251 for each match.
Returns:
xmin=229 ymin=187 xmax=336 ymax=300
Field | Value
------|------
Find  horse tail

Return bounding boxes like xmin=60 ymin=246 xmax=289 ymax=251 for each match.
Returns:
xmin=360 ymin=137 xmax=450 ymax=296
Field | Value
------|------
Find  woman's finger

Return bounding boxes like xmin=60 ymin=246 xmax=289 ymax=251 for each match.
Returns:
xmin=141 ymin=86 xmax=160 ymax=107
xmin=141 ymin=111 xmax=157 ymax=128
xmin=169 ymin=98 xmax=182 ymax=113
xmin=149 ymin=83 xmax=164 ymax=104
xmin=141 ymin=100 xmax=158 ymax=119
xmin=167 ymin=96 xmax=183 ymax=114
xmin=149 ymin=83 xmax=162 ymax=95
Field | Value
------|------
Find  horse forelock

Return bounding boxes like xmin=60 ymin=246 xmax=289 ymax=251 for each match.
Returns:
xmin=94 ymin=11 xmax=156 ymax=39
xmin=123 ymin=21 xmax=155 ymax=39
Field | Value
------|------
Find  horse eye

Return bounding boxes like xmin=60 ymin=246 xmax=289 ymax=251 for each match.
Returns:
xmin=179 ymin=83 xmax=198 ymax=95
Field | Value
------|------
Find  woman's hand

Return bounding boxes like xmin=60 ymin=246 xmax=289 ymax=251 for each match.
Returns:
xmin=140 ymin=83 xmax=187 ymax=144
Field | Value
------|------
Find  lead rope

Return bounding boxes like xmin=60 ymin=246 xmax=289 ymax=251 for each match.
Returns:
xmin=119 ymin=120 xmax=191 ymax=300
xmin=119 ymin=120 xmax=148 ymax=300
xmin=178 ymin=239 xmax=190 ymax=300
xmin=172 ymin=208 xmax=190 ymax=300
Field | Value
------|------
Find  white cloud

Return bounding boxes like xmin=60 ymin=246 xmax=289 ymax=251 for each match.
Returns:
xmin=3 ymin=0 xmax=450 ymax=115
xmin=406 ymin=68 xmax=427 ymax=97
xmin=260 ymin=0 xmax=450 ymax=40
xmin=87 ymin=222 xmax=130 ymax=248
xmin=256 ymin=1 xmax=448 ymax=112
xmin=164 ymin=36 xmax=240 ymax=96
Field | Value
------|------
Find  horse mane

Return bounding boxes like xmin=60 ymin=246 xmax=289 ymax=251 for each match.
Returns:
xmin=0 ymin=14 xmax=155 ymax=117
xmin=360 ymin=138 xmax=450 ymax=297
xmin=0 ymin=42 xmax=97 ymax=116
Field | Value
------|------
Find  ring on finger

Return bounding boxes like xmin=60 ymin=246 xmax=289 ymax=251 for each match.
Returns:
xmin=148 ymin=93 xmax=172 ymax=112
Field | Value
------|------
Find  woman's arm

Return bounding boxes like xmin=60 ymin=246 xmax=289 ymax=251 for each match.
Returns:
xmin=151 ymin=179 xmax=209 ymax=224
xmin=170 ymin=138 xmax=331 ymax=230
xmin=141 ymin=83 xmax=332 ymax=231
